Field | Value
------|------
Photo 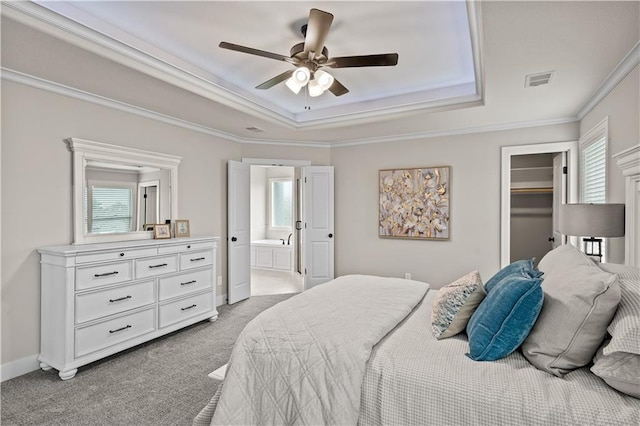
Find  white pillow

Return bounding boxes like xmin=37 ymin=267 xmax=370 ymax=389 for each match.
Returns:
xmin=431 ymin=271 xmax=485 ymax=339
xmin=592 ymin=342 xmax=640 ymax=399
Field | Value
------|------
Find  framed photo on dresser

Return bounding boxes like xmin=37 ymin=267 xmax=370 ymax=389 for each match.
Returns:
xmin=153 ymin=223 xmax=171 ymax=239
xmin=175 ymin=219 xmax=190 ymax=238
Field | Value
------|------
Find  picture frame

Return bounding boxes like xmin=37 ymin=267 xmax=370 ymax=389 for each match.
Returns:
xmin=153 ymin=223 xmax=171 ymax=239
xmin=143 ymin=224 xmax=155 ymax=231
xmin=379 ymin=166 xmax=450 ymax=240
xmin=175 ymin=219 xmax=190 ymax=238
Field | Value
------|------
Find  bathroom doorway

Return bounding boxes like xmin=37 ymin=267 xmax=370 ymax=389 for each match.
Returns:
xmin=249 ymin=165 xmax=303 ymax=296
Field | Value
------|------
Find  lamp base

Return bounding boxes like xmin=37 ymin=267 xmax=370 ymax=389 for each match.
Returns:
xmin=582 ymin=237 xmax=603 ymax=260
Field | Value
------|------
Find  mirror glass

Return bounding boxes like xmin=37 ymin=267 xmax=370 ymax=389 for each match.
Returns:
xmin=69 ymin=138 xmax=181 ymax=244
xmin=84 ymin=161 xmax=171 ymax=234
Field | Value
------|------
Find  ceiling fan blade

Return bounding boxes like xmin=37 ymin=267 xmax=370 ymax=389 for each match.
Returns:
xmin=219 ymin=41 xmax=294 ymax=63
xmin=328 ymin=78 xmax=349 ymax=97
xmin=303 ymin=9 xmax=334 ymax=59
xmin=327 ymin=53 xmax=399 ymax=68
xmin=255 ymin=70 xmax=294 ymax=90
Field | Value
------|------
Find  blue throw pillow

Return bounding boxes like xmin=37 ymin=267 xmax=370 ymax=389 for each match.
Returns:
xmin=483 ymin=258 xmax=542 ymax=294
xmin=466 ymin=271 xmax=544 ymax=361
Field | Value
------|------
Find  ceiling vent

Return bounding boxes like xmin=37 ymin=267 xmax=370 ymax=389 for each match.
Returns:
xmin=525 ymin=71 xmax=554 ymax=88
xmin=245 ymin=126 xmax=264 ymax=133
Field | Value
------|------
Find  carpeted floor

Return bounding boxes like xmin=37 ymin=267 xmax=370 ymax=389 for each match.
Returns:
xmin=0 ymin=294 xmax=294 ymax=425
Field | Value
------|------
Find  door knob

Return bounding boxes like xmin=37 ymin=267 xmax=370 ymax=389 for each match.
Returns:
xmin=328 ymin=233 xmax=333 ymax=238
xmin=231 ymin=237 xmax=237 ymax=242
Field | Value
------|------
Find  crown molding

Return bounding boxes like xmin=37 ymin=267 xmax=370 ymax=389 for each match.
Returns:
xmin=3 ymin=0 xmax=486 ymax=130
xmin=3 ymin=67 xmax=579 ymax=149
xmin=576 ymin=41 xmax=640 ymax=120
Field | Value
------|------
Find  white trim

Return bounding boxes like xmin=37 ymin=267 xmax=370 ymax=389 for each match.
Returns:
xmin=576 ymin=41 xmax=640 ymax=119
xmin=3 ymin=67 xmax=578 ymax=148
xmin=613 ymin=144 xmax=640 ymax=266
xmin=67 ymin=138 xmax=181 ymax=245
xmin=4 ymin=0 xmax=486 ymax=129
xmin=1 ymin=354 xmax=40 ymax=382
xmin=241 ymin=158 xmax=311 ymax=167
xmin=500 ymin=141 xmax=579 ymax=267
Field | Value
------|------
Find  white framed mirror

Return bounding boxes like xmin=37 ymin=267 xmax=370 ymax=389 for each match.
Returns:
xmin=67 ymin=138 xmax=181 ymax=244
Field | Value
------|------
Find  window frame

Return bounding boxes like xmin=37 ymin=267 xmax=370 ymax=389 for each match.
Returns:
xmin=578 ymin=117 xmax=609 ymax=259
xmin=268 ymin=177 xmax=293 ymax=232
xmin=86 ymin=179 xmax=138 ymax=235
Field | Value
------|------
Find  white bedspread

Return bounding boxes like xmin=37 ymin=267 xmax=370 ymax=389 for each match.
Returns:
xmin=208 ymin=275 xmax=428 ymax=426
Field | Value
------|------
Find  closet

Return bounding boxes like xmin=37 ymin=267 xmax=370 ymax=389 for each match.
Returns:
xmin=510 ymin=153 xmax=557 ymax=266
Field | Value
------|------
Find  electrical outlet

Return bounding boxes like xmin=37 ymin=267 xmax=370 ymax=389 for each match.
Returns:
xmin=217 ymin=276 xmax=222 ymax=287
xmin=404 ymin=272 xmax=411 ymax=280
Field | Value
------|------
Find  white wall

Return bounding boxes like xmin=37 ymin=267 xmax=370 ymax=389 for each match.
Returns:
xmin=330 ymin=123 xmax=579 ymax=289
xmin=580 ymin=65 xmax=640 ymax=263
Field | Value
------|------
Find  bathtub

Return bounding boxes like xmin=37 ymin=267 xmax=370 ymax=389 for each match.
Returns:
xmin=251 ymin=240 xmax=293 ymax=271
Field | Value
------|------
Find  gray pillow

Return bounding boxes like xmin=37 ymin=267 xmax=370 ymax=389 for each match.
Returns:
xmin=591 ymin=342 xmax=640 ymax=399
xmin=521 ymin=244 xmax=620 ymax=377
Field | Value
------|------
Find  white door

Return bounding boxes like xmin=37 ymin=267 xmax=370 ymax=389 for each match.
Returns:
xmin=227 ymin=160 xmax=251 ymax=304
xmin=302 ymin=166 xmax=335 ymax=290
xmin=551 ymin=153 xmax=567 ymax=249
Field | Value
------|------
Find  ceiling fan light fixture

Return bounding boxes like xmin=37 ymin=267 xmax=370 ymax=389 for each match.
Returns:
xmin=285 ymin=77 xmax=303 ymax=94
xmin=308 ymin=79 xmax=324 ymax=97
xmin=293 ymin=67 xmax=311 ymax=85
xmin=315 ymin=69 xmax=334 ymax=90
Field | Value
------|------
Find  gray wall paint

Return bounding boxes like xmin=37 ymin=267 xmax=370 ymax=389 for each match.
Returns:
xmin=330 ymin=124 xmax=580 ymax=288
xmin=0 ymin=80 xmax=241 ymax=366
xmin=1 ymin=54 xmax=636 ymax=376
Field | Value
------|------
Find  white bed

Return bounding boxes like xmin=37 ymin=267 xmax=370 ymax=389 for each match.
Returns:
xmin=195 ymin=257 xmax=640 ymax=425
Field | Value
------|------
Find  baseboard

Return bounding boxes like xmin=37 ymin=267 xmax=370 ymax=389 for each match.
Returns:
xmin=1 ymin=354 xmax=40 ymax=382
xmin=216 ymin=294 xmax=227 ymax=306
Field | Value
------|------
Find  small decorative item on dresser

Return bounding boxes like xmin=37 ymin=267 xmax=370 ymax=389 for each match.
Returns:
xmin=153 ymin=223 xmax=171 ymax=239
xmin=175 ymin=219 xmax=191 ymax=238
xmin=143 ymin=224 xmax=155 ymax=231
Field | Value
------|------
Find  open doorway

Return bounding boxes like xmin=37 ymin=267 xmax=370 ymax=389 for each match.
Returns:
xmin=500 ymin=141 xmax=578 ymax=267
xmin=249 ymin=165 xmax=303 ymax=296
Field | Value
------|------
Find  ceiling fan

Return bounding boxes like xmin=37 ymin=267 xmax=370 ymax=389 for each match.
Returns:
xmin=219 ymin=8 xmax=399 ymax=97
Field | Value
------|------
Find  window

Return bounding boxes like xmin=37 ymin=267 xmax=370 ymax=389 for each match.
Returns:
xmin=269 ymin=178 xmax=293 ymax=229
xmin=579 ymin=117 xmax=608 ymax=258
xmin=85 ymin=181 xmax=136 ymax=234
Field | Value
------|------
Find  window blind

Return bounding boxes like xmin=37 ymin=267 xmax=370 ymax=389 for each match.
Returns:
xmin=87 ymin=186 xmax=134 ymax=234
xmin=579 ymin=118 xmax=608 ymax=259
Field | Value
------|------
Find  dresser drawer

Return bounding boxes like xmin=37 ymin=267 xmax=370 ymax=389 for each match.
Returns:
xmin=76 ymin=261 xmax=132 ymax=290
xmin=158 ymin=241 xmax=214 ymax=254
xmin=179 ymin=250 xmax=213 ymax=271
xmin=159 ymin=291 xmax=213 ymax=328
xmin=76 ymin=247 xmax=157 ymax=264
xmin=135 ymin=255 xmax=178 ymax=279
xmin=158 ymin=269 xmax=212 ymax=301
xmin=76 ymin=280 xmax=155 ymax=324
xmin=75 ymin=307 xmax=156 ymax=357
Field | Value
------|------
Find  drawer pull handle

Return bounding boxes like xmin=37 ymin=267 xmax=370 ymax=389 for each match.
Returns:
xmin=109 ymin=295 xmax=132 ymax=303
xmin=109 ymin=325 xmax=131 ymax=334
xmin=181 ymin=304 xmax=197 ymax=311
xmin=190 ymin=257 xmax=206 ymax=262
xmin=94 ymin=271 xmax=119 ymax=278
xmin=120 ymin=253 xmax=125 ymax=257
xmin=149 ymin=263 xmax=168 ymax=269
xmin=181 ymin=280 xmax=197 ymax=286
xmin=187 ymin=245 xmax=191 ymax=249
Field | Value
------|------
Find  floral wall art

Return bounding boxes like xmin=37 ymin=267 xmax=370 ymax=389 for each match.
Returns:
xmin=379 ymin=166 xmax=450 ymax=240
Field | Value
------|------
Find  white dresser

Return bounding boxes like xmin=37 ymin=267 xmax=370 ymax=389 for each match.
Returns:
xmin=37 ymin=236 xmax=219 ymax=380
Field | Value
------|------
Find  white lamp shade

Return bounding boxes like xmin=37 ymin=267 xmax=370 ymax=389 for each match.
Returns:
xmin=315 ymin=69 xmax=334 ymax=90
xmin=292 ymin=67 xmax=310 ymax=85
xmin=308 ymin=79 xmax=323 ymax=97
xmin=285 ymin=77 xmax=302 ymax=94
xmin=559 ymin=203 xmax=625 ymax=237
